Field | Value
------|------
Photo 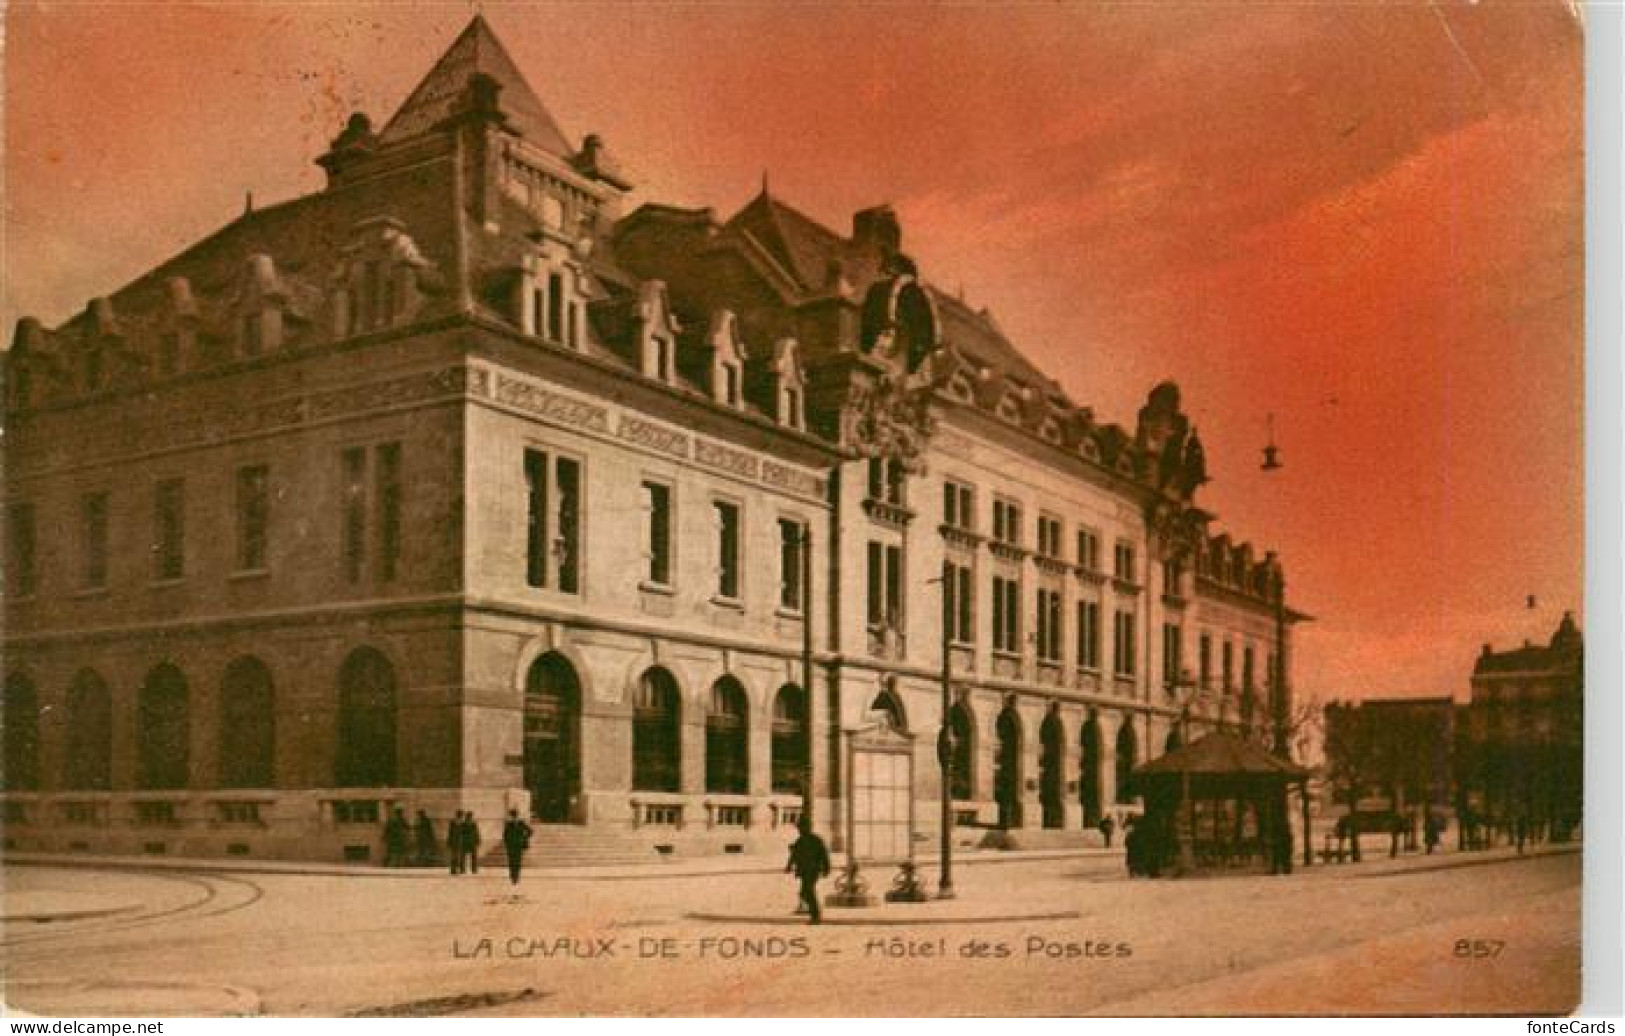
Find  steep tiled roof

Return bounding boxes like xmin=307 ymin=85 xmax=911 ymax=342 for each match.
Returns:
xmin=380 ymin=15 xmax=573 ymax=155
xmin=723 ymin=190 xmax=881 ymax=295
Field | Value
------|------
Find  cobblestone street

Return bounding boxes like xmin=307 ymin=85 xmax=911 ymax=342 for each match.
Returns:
xmin=1 ymin=846 xmax=1580 ymax=1017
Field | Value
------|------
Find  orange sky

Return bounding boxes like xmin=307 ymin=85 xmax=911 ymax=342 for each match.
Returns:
xmin=2 ymin=1 xmax=1585 ymax=703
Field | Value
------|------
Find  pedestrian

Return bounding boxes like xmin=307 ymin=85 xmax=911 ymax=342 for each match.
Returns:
xmin=383 ymin=807 xmax=410 ymax=868
xmin=414 ymin=810 xmax=438 ymax=868
xmin=448 ymin=810 xmax=465 ymax=875
xmin=503 ymin=809 xmax=533 ymax=886
xmin=1423 ymin=811 xmax=1440 ymax=855
xmin=785 ymin=817 xmax=830 ymax=924
xmin=1388 ymin=813 xmax=1402 ymax=858
xmin=1515 ymin=814 xmax=1528 ymax=855
xmin=464 ymin=811 xmax=482 ymax=874
xmin=1098 ymin=814 xmax=1116 ymax=848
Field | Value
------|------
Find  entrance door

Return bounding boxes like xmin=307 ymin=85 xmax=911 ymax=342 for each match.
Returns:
xmin=524 ymin=654 xmax=581 ymax=823
xmin=1040 ymin=712 xmax=1064 ymax=829
xmin=994 ymin=707 xmax=1023 ymax=829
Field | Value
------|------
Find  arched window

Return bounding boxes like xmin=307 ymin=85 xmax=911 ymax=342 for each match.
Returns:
xmin=220 ymin=657 xmax=275 ymax=788
xmin=1040 ymin=710 xmax=1065 ymax=829
xmin=632 ymin=668 xmax=681 ymax=792
xmin=994 ymin=705 xmax=1023 ymax=829
xmin=871 ymin=688 xmax=907 ymax=733
xmin=1080 ymin=716 xmax=1102 ymax=827
xmin=64 ymin=670 xmax=112 ymax=790
xmin=337 ymin=648 xmax=396 ymax=787
xmin=138 ymin=664 xmax=190 ymax=790
xmin=1115 ymin=720 xmax=1138 ymax=804
xmin=525 ymin=653 xmax=581 ymax=823
xmin=770 ymin=685 xmax=807 ymax=795
xmin=705 ymin=677 xmax=749 ymax=794
xmin=3 ymin=673 xmax=40 ymax=791
xmin=948 ymin=701 xmax=975 ymax=801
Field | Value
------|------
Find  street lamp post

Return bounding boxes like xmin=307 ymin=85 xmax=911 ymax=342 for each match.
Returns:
xmin=932 ymin=561 xmax=957 ymax=899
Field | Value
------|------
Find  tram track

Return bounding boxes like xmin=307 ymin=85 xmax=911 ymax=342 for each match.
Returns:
xmin=2 ymin=868 xmax=265 ymax=957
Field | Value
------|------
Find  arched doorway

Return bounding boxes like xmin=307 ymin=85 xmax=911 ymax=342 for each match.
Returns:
xmin=3 ymin=673 xmax=40 ymax=791
xmin=220 ymin=657 xmax=275 ymax=788
xmin=1080 ymin=715 xmax=1103 ymax=827
xmin=632 ymin=668 xmax=681 ymax=792
xmin=1040 ymin=709 xmax=1065 ymax=829
xmin=525 ymin=653 xmax=581 ymax=822
xmin=706 ymin=677 xmax=749 ymax=794
xmin=948 ymin=701 xmax=975 ymax=802
xmin=1115 ymin=719 xmax=1138 ymax=804
xmin=337 ymin=648 xmax=397 ymax=787
xmin=770 ymin=685 xmax=807 ymax=794
xmin=870 ymin=688 xmax=907 ymax=732
xmin=138 ymin=664 xmax=190 ymax=790
xmin=994 ymin=704 xmax=1023 ymax=829
xmin=64 ymin=670 xmax=111 ymax=790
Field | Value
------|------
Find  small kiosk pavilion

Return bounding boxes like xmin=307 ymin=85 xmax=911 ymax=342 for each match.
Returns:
xmin=1129 ymin=730 xmax=1308 ymax=876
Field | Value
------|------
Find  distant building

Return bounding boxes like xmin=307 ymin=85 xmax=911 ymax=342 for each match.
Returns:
xmin=1458 ymin=613 xmax=1583 ymax=837
xmin=0 ymin=17 xmax=1301 ymax=861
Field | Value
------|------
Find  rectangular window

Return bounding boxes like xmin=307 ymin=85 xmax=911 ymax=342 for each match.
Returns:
xmin=1113 ymin=610 xmax=1137 ymax=677
xmin=868 ymin=458 xmax=906 ymax=506
xmin=992 ymin=575 xmax=1021 ymax=653
xmin=343 ymin=448 xmax=368 ymax=584
xmin=1163 ymin=558 xmax=1183 ymax=597
xmin=867 ymin=542 xmax=903 ymax=629
xmin=154 ymin=478 xmax=185 ymax=580
xmin=9 ymin=502 xmax=36 ymax=597
xmin=81 ymin=493 xmax=109 ymax=589
xmin=554 ymin=457 xmax=580 ymax=595
xmin=1114 ymin=542 xmax=1137 ymax=583
xmin=643 ymin=481 xmax=672 ymax=587
xmin=1077 ymin=528 xmax=1100 ymax=571
xmin=1162 ymin=622 xmax=1183 ymax=687
xmin=778 ymin=518 xmax=805 ymax=612
xmin=524 ymin=450 xmax=548 ymax=588
xmin=236 ymin=466 xmax=269 ymax=572
xmin=375 ymin=443 xmax=401 ymax=582
xmin=942 ymin=480 xmax=974 ymax=531
xmin=715 ymin=500 xmax=741 ymax=600
xmin=944 ymin=562 xmax=974 ymax=644
xmin=547 ymin=272 xmax=565 ymax=341
xmin=1036 ymin=587 xmax=1063 ymax=662
xmin=653 ymin=337 xmax=673 ymax=381
xmin=724 ymin=364 xmax=741 ymax=406
xmin=1077 ymin=599 xmax=1100 ymax=670
xmin=1200 ymin=634 xmax=1212 ymax=688
xmin=523 ymin=451 xmax=581 ymax=594
xmin=1223 ymin=641 xmax=1234 ymax=692
xmin=992 ymin=498 xmax=1023 ymax=546
xmin=1038 ymin=515 xmax=1063 ymax=559
xmin=1244 ymin=645 xmax=1256 ymax=692
xmin=783 ymin=386 xmax=802 ymax=427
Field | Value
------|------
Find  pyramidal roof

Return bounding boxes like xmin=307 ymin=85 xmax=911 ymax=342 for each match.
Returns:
xmin=379 ymin=15 xmax=573 ymax=155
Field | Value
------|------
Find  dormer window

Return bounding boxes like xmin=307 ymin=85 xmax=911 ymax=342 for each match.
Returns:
xmin=723 ymin=363 xmax=741 ymax=407
xmin=240 ymin=313 xmax=263 ymax=357
xmin=652 ymin=336 xmax=674 ymax=382
xmin=335 ymin=218 xmax=433 ymax=340
xmin=706 ymin=310 xmax=748 ymax=409
xmin=770 ymin=338 xmax=807 ymax=430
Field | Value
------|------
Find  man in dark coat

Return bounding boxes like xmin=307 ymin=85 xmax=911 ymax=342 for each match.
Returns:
xmin=785 ymin=818 xmax=831 ymax=924
xmin=414 ymin=810 xmax=438 ymax=867
xmin=502 ymin=809 xmax=533 ymax=886
xmin=463 ymin=812 xmax=482 ymax=874
xmin=383 ymin=807 xmax=410 ymax=868
xmin=448 ymin=810 xmax=466 ymax=875
xmin=1098 ymin=814 xmax=1116 ymax=848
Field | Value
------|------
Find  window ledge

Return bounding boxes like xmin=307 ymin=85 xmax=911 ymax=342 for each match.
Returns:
xmin=773 ymin=605 xmax=806 ymax=621
xmin=71 ymin=586 xmax=110 ymax=600
xmin=149 ymin=577 xmax=187 ymax=590
xmin=228 ymin=568 xmax=271 ymax=583
xmin=709 ymin=594 xmax=744 ymax=611
xmin=1111 ymin=578 xmax=1142 ymax=595
xmin=639 ymin=580 xmax=676 ymax=597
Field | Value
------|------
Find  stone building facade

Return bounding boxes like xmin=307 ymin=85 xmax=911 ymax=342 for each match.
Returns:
xmin=1 ymin=17 xmax=1300 ymax=861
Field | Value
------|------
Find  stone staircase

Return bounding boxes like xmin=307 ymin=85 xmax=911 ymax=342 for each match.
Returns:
xmin=482 ymin=825 xmax=659 ymax=868
xmin=976 ymin=828 xmax=1104 ymax=851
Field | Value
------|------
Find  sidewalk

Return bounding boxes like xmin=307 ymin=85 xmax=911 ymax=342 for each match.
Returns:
xmin=1 ymin=845 xmax=1119 ymax=882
